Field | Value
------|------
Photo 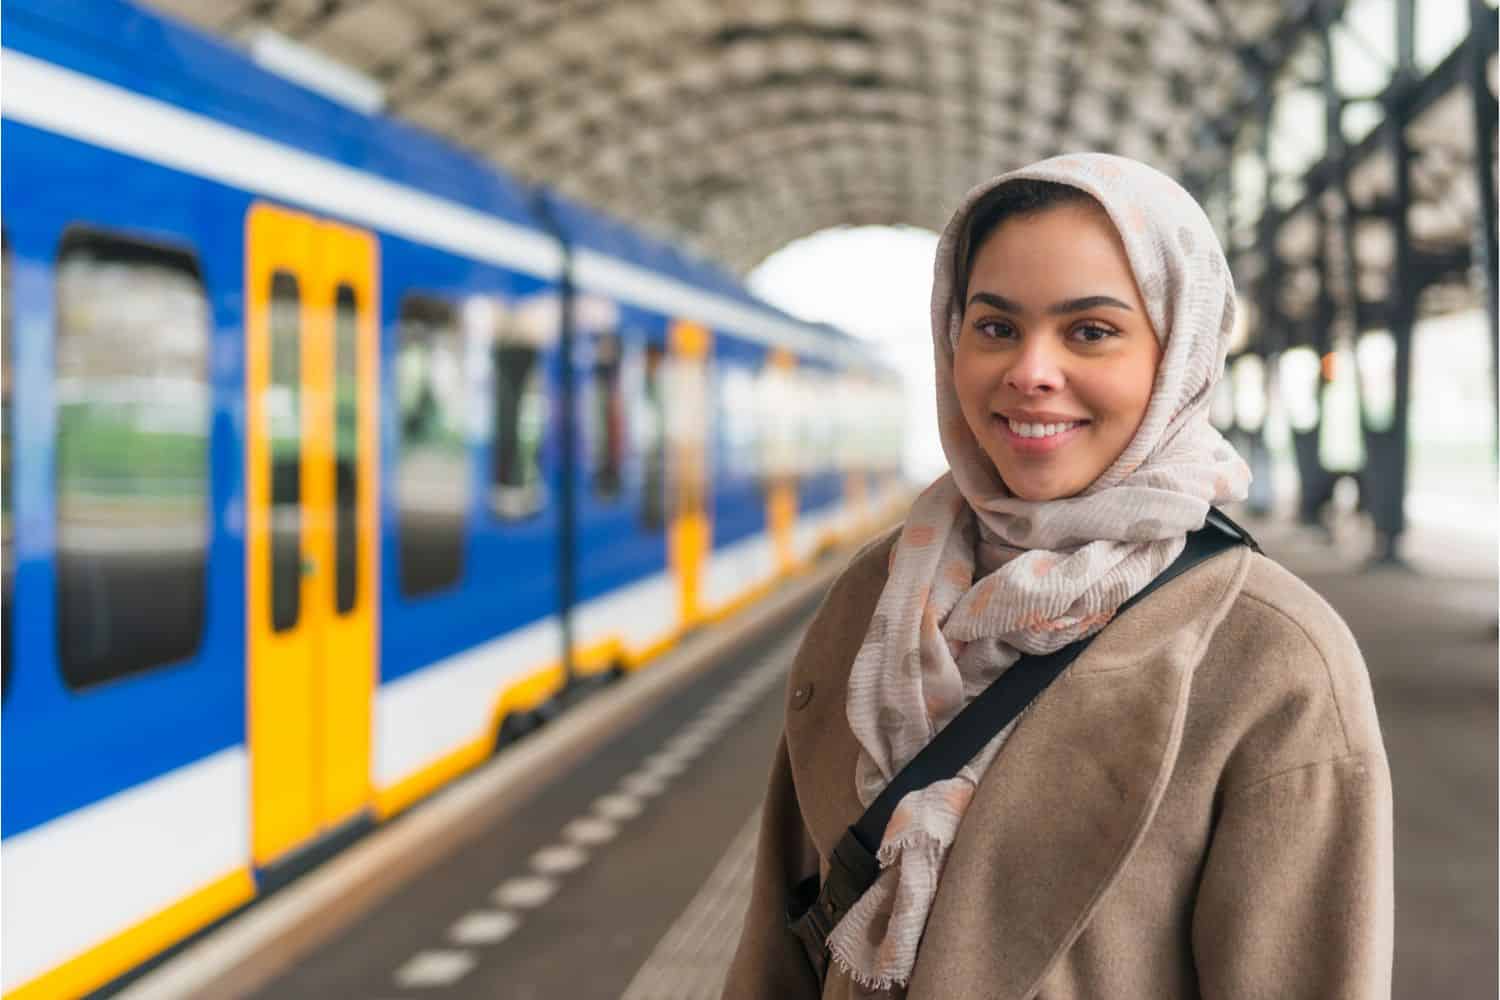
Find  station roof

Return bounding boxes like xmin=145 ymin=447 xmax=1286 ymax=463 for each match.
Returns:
xmin=144 ymin=0 xmax=1306 ymax=272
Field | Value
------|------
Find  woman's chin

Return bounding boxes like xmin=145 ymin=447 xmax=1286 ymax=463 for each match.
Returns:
xmin=994 ymin=465 xmax=1084 ymax=502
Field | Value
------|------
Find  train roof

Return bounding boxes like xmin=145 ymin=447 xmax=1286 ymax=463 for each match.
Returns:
xmin=3 ymin=0 xmax=888 ymax=372
xmin=4 ymin=0 xmax=544 ymax=232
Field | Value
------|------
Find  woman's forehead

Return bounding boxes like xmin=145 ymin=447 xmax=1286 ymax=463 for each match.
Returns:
xmin=968 ymin=206 xmax=1141 ymax=290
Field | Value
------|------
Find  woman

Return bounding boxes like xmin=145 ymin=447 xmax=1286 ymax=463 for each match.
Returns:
xmin=724 ymin=154 xmax=1392 ymax=999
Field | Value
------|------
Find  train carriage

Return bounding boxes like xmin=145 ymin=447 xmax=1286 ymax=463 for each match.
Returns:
xmin=0 ymin=2 xmax=905 ymax=997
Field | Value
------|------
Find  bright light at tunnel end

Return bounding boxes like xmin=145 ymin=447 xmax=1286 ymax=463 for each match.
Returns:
xmin=747 ymin=226 xmax=945 ymax=484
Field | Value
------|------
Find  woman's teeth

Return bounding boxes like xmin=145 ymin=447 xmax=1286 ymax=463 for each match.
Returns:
xmin=1006 ymin=419 xmax=1083 ymax=439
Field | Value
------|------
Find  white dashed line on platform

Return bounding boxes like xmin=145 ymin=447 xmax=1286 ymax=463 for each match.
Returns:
xmin=643 ymin=751 xmax=690 ymax=776
xmin=593 ymin=793 xmax=644 ymax=820
xmin=531 ymin=844 xmax=589 ymax=874
xmin=493 ymin=875 xmax=559 ymax=909
xmin=566 ymin=814 xmax=622 ymax=844
xmin=622 ymin=771 xmax=669 ymax=797
xmin=449 ymin=911 xmax=520 ymax=946
xmin=393 ymin=949 xmax=477 ymax=988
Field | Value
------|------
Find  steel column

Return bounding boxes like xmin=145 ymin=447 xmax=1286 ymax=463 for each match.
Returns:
xmin=1468 ymin=0 xmax=1499 ymax=456
xmin=1323 ymin=7 xmax=1378 ymax=526
xmin=1366 ymin=0 xmax=1419 ymax=563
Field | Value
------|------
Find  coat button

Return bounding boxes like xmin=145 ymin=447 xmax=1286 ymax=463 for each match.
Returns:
xmin=790 ymin=682 xmax=815 ymax=710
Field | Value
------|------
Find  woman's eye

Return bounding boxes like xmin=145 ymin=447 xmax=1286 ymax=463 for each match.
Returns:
xmin=975 ymin=319 xmax=1015 ymax=340
xmin=1072 ymin=324 xmax=1117 ymax=344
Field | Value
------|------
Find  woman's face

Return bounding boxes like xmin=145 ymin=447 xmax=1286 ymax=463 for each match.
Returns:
xmin=954 ymin=201 xmax=1162 ymax=502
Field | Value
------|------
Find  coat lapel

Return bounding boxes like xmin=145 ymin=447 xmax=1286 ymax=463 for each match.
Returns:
xmin=905 ymin=545 xmax=1252 ymax=999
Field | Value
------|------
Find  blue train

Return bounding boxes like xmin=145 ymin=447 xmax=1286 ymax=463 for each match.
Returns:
xmin=0 ymin=3 xmax=906 ymax=996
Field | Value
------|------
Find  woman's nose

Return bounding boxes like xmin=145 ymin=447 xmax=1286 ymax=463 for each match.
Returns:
xmin=1004 ymin=338 xmax=1064 ymax=394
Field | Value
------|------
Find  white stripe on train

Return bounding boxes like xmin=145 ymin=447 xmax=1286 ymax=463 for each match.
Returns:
xmin=374 ymin=614 xmax=567 ymax=790
xmin=0 ymin=748 xmax=249 ymax=992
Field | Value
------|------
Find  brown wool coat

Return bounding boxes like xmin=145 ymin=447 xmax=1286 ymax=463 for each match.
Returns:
xmin=725 ymin=529 xmax=1393 ymax=1000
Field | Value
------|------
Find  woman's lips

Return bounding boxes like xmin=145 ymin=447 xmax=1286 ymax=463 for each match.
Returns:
xmin=992 ymin=415 xmax=1089 ymax=454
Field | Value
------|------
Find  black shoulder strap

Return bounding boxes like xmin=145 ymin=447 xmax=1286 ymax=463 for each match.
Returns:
xmin=848 ymin=508 xmax=1255 ymax=853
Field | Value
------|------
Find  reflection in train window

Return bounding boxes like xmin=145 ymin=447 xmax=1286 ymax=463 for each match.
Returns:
xmin=589 ymin=333 xmax=624 ymax=499
xmin=2 ymin=231 xmax=13 ymax=697
xmin=268 ymin=271 xmax=302 ymax=633
xmin=396 ymin=294 xmax=467 ymax=597
xmin=54 ymin=229 xmax=209 ymax=689
xmin=490 ymin=341 xmax=546 ymax=518
xmin=639 ymin=344 xmax=666 ymax=531
xmin=333 ymin=284 xmax=359 ymax=614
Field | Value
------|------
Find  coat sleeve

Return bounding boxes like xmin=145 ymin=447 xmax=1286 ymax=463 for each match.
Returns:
xmin=722 ymin=733 xmax=824 ymax=1000
xmin=1190 ymin=751 xmax=1394 ymax=999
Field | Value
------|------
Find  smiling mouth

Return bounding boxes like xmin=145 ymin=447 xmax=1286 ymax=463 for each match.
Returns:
xmin=1003 ymin=418 xmax=1088 ymax=439
xmin=992 ymin=415 xmax=1091 ymax=452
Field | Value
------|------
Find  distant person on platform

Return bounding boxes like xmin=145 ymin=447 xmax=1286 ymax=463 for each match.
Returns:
xmin=724 ymin=153 xmax=1392 ymax=999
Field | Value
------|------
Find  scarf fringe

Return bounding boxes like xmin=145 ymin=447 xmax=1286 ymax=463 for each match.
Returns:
xmin=828 ymin=935 xmax=910 ymax=992
xmin=876 ymin=829 xmax=949 ymax=869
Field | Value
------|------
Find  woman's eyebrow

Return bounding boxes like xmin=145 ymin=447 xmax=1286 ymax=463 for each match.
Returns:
xmin=966 ymin=291 xmax=1134 ymax=315
xmin=1048 ymin=295 xmax=1134 ymax=315
xmin=966 ymin=291 xmax=1024 ymax=313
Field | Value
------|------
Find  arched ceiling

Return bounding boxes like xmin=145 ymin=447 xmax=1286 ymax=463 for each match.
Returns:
xmin=147 ymin=0 xmax=1303 ymax=272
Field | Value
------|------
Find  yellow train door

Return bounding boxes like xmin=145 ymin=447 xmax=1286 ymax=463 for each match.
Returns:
xmin=246 ymin=203 xmax=379 ymax=866
xmin=668 ymin=320 xmax=712 ymax=628
xmin=766 ymin=349 xmax=799 ymax=574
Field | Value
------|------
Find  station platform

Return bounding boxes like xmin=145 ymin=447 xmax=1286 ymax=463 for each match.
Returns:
xmin=118 ymin=510 xmax=1496 ymax=1000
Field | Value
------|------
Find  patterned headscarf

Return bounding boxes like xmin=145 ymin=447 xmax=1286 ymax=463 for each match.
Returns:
xmin=829 ymin=154 xmax=1252 ymax=990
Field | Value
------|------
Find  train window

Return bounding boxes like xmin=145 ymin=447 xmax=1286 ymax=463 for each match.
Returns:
xmin=333 ymin=284 xmax=359 ymax=614
xmin=2 ymin=231 xmax=13 ymax=697
xmin=718 ymin=366 xmax=760 ymax=482
xmin=758 ymin=365 xmax=793 ymax=481
xmin=589 ymin=333 xmax=624 ymax=500
xmin=396 ymin=294 xmax=467 ymax=597
xmin=639 ymin=344 xmax=667 ymax=531
xmin=489 ymin=340 xmax=546 ymax=518
xmin=54 ymin=229 xmax=209 ymax=689
xmin=268 ymin=272 xmax=302 ymax=632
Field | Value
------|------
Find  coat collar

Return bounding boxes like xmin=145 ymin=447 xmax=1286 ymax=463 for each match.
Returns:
xmin=786 ymin=539 xmax=1253 ymax=998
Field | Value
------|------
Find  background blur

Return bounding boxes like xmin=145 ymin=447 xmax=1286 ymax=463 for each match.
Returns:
xmin=3 ymin=1 xmax=1495 ymax=998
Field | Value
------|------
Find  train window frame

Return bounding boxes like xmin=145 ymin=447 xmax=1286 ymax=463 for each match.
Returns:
xmin=53 ymin=226 xmax=211 ymax=691
xmin=394 ymin=292 xmax=469 ymax=598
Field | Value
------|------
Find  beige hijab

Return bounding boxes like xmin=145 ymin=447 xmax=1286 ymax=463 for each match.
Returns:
xmin=829 ymin=154 xmax=1252 ymax=991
